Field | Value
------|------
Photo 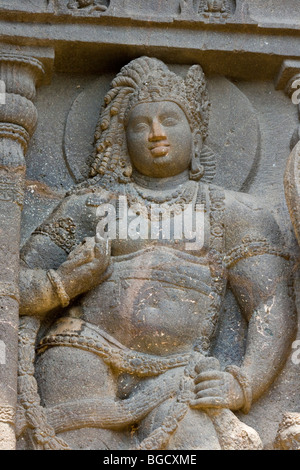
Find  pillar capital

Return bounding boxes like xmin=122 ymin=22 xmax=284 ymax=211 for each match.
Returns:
xmin=0 ymin=45 xmax=54 ymax=163
xmin=0 ymin=53 xmax=45 ymax=101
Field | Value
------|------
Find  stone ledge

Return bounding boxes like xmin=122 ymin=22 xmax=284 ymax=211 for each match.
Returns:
xmin=0 ymin=0 xmax=300 ymax=31
xmin=1 ymin=19 xmax=300 ymax=81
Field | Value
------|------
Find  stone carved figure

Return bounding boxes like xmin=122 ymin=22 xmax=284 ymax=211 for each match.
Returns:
xmin=180 ymin=0 xmax=233 ymax=21
xmin=205 ymin=0 xmax=226 ymax=12
xmin=202 ymin=0 xmax=230 ymax=20
xmin=16 ymin=57 xmax=295 ymax=450
xmin=67 ymin=0 xmax=108 ymax=13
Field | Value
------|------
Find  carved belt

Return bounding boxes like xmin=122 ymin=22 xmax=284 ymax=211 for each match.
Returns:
xmin=37 ymin=317 xmax=190 ymax=377
xmin=35 ymin=317 xmax=262 ymax=450
xmin=36 ymin=317 xmax=193 ymax=441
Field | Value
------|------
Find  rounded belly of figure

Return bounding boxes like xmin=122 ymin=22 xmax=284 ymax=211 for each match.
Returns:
xmin=80 ymin=247 xmax=214 ymax=356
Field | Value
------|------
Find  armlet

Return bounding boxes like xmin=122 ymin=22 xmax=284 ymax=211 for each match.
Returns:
xmin=33 ymin=217 xmax=76 ymax=254
xmin=224 ymin=236 xmax=290 ymax=269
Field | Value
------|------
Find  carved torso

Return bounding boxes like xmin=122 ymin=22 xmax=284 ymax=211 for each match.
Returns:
xmin=80 ymin=246 xmax=213 ymax=355
xmin=19 ymin=175 xmax=290 ymax=451
xmin=77 ymin=182 xmax=224 ymax=355
xmin=32 ymin=181 xmax=224 ymax=358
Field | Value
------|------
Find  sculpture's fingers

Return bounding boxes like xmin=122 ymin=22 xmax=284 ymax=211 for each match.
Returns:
xmin=195 ymin=379 xmax=222 ymax=394
xmin=94 ymin=237 xmax=111 ymax=258
xmin=67 ymin=241 xmax=85 ymax=259
xmin=195 ymin=387 xmax=224 ymax=399
xmin=68 ymin=238 xmax=95 ymax=265
xmin=72 ymin=236 xmax=94 ymax=252
xmin=81 ymin=236 xmax=95 ymax=246
xmin=195 ymin=357 xmax=220 ymax=374
xmin=95 ymin=232 xmax=106 ymax=243
xmin=190 ymin=397 xmax=227 ymax=409
xmin=194 ymin=370 xmax=224 ymax=384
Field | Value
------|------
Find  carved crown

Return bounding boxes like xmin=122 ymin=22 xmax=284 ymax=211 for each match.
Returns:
xmin=90 ymin=56 xmax=210 ymax=182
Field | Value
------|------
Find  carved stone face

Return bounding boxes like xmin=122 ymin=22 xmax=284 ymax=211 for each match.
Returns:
xmin=206 ymin=0 xmax=224 ymax=12
xmin=125 ymin=101 xmax=193 ymax=179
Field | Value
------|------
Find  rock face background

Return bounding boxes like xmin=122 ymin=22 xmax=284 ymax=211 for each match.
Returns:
xmin=1 ymin=0 xmax=300 ymax=450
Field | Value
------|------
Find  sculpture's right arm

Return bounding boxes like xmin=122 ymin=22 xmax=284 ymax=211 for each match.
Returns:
xmin=20 ymin=235 xmax=110 ymax=316
xmin=19 ymin=191 xmax=111 ymax=317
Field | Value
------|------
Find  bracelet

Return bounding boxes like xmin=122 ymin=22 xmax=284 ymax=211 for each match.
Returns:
xmin=225 ymin=365 xmax=252 ymax=414
xmin=47 ymin=269 xmax=70 ymax=308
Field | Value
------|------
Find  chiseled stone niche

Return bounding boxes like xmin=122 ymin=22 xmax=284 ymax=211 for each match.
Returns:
xmin=15 ymin=56 xmax=296 ymax=451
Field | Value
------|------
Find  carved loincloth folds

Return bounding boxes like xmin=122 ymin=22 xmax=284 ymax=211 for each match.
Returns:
xmin=36 ymin=317 xmax=263 ymax=450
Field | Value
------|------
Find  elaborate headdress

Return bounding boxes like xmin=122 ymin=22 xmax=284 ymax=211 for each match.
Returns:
xmin=90 ymin=56 xmax=210 ymax=183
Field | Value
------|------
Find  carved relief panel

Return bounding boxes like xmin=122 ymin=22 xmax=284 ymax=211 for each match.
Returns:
xmin=180 ymin=0 xmax=236 ymax=21
xmin=56 ymin=0 xmax=109 ymax=14
xmin=12 ymin=55 xmax=297 ymax=450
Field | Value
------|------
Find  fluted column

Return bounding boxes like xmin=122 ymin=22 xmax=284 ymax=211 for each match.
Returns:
xmin=0 ymin=53 xmax=45 ymax=450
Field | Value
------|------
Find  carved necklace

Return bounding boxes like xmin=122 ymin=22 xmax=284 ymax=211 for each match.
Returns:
xmin=127 ymin=180 xmax=198 ymax=218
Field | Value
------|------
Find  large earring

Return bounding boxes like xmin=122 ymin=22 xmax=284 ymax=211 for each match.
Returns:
xmin=189 ymin=132 xmax=204 ymax=181
xmin=190 ymin=155 xmax=204 ymax=181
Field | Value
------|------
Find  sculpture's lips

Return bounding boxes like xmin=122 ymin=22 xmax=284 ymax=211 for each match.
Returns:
xmin=149 ymin=142 xmax=170 ymax=157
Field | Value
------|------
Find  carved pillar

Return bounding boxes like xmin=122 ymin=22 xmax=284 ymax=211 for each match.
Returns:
xmin=0 ymin=53 xmax=45 ymax=450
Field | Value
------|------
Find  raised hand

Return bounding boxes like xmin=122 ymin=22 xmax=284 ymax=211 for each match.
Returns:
xmin=57 ymin=234 xmax=111 ymax=298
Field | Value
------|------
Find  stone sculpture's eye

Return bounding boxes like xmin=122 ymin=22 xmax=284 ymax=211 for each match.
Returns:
xmin=133 ymin=122 xmax=149 ymax=132
xmin=161 ymin=117 xmax=178 ymax=127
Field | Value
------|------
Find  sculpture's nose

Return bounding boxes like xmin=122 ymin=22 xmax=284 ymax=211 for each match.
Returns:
xmin=148 ymin=118 xmax=167 ymax=142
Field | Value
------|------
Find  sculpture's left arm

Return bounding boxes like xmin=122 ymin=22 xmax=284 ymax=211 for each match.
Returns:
xmin=228 ymin=250 xmax=295 ymax=404
xmin=226 ymin=194 xmax=296 ymax=407
xmin=192 ymin=192 xmax=296 ymax=413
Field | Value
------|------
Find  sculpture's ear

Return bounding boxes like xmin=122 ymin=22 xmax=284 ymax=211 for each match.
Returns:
xmin=190 ymin=130 xmax=218 ymax=183
xmin=190 ymin=130 xmax=204 ymax=181
xmin=193 ymin=129 xmax=203 ymax=156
